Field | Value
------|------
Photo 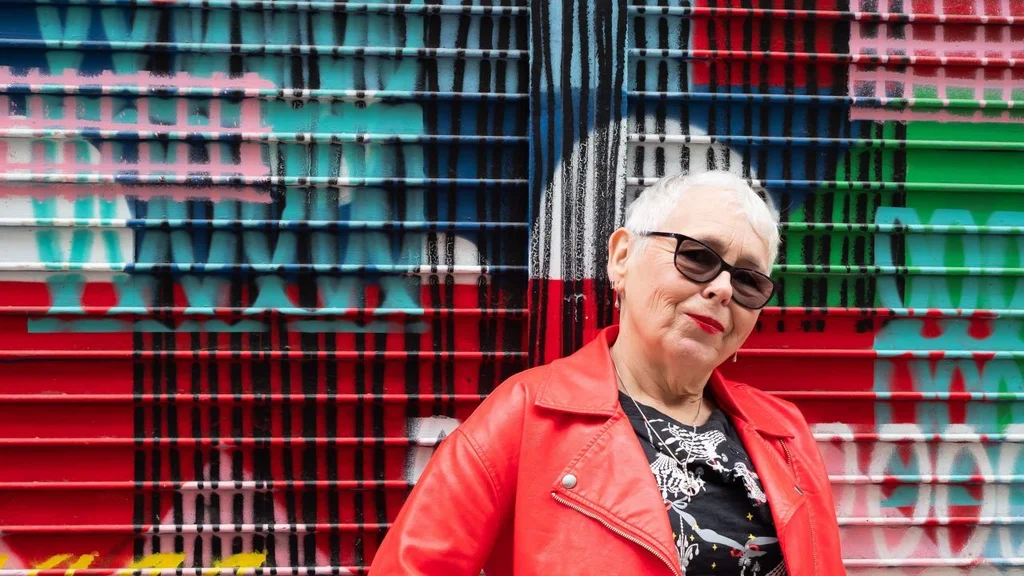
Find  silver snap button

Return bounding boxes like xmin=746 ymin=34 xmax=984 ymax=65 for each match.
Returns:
xmin=561 ymin=474 xmax=577 ymax=489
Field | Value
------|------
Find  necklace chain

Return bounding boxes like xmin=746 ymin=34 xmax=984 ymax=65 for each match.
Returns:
xmin=613 ymin=364 xmax=702 ymax=472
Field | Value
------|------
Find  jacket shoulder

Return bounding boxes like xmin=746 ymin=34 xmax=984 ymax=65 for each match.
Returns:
xmin=469 ymin=363 xmax=551 ymax=416
xmin=443 ymin=364 xmax=553 ymax=502
xmin=453 ymin=363 xmax=552 ymax=447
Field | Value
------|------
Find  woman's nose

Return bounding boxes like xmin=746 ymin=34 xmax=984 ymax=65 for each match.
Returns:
xmin=703 ymin=270 xmax=734 ymax=303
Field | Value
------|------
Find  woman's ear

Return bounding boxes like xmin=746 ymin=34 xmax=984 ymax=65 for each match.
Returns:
xmin=606 ymin=227 xmax=632 ymax=290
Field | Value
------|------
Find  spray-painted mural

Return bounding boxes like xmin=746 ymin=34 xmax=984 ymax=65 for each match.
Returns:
xmin=0 ymin=0 xmax=1020 ymax=573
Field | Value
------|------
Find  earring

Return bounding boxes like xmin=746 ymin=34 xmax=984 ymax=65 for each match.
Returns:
xmin=614 ymin=293 xmax=621 ymax=309
xmin=733 ymin=352 xmax=738 ymax=362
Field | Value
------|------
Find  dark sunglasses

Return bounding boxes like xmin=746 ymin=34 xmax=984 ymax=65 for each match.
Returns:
xmin=642 ymin=231 xmax=777 ymax=310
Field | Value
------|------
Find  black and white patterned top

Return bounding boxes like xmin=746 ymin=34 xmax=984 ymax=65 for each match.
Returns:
xmin=619 ymin=392 xmax=787 ymax=576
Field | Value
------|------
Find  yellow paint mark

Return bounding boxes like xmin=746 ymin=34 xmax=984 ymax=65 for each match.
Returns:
xmin=213 ymin=553 xmax=267 ymax=574
xmin=65 ymin=554 xmax=97 ymax=576
xmin=7 ymin=552 xmax=264 ymax=576
xmin=29 ymin=554 xmax=74 ymax=576
xmin=115 ymin=553 xmax=186 ymax=576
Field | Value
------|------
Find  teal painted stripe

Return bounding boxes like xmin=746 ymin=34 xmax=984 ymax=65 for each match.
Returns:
xmin=871 ymin=391 xmax=1024 ymax=401
xmin=0 ymin=129 xmax=529 ymax=144
xmin=4 ymin=0 xmax=529 ymax=13
xmin=0 ymin=219 xmax=528 ymax=231
xmin=773 ymin=264 xmax=1024 ymax=276
xmin=873 ymin=350 xmax=1024 ymax=359
xmin=0 ymin=39 xmax=527 ymax=59
xmin=780 ymin=223 xmax=1024 ymax=235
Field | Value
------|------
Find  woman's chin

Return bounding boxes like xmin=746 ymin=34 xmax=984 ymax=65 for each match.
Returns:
xmin=663 ymin=332 xmax=720 ymax=366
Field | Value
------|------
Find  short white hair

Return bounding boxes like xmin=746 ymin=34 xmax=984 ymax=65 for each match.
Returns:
xmin=624 ymin=171 xmax=782 ymax=268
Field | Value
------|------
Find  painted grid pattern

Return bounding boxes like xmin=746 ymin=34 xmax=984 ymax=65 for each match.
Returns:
xmin=848 ymin=0 xmax=1024 ymax=123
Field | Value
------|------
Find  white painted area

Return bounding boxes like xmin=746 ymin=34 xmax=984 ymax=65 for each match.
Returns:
xmin=0 ymin=195 xmax=133 ymax=283
xmin=419 ymin=234 xmax=485 ymax=285
xmin=404 ymin=416 xmax=462 ymax=483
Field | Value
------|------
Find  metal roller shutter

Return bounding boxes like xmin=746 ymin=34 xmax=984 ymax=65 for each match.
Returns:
xmin=0 ymin=1 xmax=528 ymax=573
xmin=1 ymin=0 xmax=1022 ymax=573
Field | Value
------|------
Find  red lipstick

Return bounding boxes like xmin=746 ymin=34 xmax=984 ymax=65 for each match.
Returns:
xmin=686 ymin=313 xmax=725 ymax=334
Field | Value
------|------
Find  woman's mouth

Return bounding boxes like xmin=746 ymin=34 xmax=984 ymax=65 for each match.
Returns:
xmin=685 ymin=313 xmax=725 ymax=334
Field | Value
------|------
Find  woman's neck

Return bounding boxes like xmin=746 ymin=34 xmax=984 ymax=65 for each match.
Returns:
xmin=609 ymin=332 xmax=716 ymax=426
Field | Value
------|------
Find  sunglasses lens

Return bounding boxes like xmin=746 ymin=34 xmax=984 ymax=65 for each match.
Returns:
xmin=675 ymin=240 xmax=721 ymax=282
xmin=674 ymin=238 xmax=774 ymax=309
xmin=732 ymin=270 xmax=775 ymax=309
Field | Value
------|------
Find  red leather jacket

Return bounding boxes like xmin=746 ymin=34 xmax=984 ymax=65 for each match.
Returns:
xmin=370 ymin=326 xmax=845 ymax=575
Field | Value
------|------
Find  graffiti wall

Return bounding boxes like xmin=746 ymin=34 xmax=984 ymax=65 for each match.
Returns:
xmin=0 ymin=0 xmax=1020 ymax=574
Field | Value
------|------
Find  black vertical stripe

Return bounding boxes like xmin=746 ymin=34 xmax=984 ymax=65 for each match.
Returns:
xmin=558 ymin=0 xmax=577 ymax=358
xmin=541 ymin=0 xmax=557 ymax=365
xmin=133 ymin=329 xmax=147 ymax=554
xmin=275 ymin=311 xmax=296 ymax=566
xmin=371 ymin=331 xmax=389 ymax=543
xmin=323 ymin=329 xmax=340 ymax=566
xmin=528 ymin=0 xmax=548 ymax=366
xmin=352 ymin=332 xmax=367 ymax=565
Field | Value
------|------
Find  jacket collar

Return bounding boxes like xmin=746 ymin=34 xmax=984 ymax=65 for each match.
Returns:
xmin=535 ymin=325 xmax=794 ymax=438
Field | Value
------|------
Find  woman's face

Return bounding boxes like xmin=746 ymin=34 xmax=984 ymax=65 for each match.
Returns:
xmin=608 ymin=186 xmax=773 ymax=370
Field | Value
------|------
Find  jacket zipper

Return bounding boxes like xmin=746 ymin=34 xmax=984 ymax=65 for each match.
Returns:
xmin=551 ymin=492 xmax=683 ymax=576
xmin=779 ymin=438 xmax=817 ymax=576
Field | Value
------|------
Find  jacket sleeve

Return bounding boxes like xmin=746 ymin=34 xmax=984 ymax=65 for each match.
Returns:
xmin=368 ymin=428 xmax=505 ymax=574
xmin=368 ymin=379 xmax=528 ymax=575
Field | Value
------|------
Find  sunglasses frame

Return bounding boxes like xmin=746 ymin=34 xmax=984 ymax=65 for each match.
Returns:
xmin=641 ymin=231 xmax=778 ymax=310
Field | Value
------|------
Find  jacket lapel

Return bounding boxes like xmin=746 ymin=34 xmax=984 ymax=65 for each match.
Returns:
xmin=731 ymin=420 xmax=807 ymax=531
xmin=550 ymin=409 xmax=681 ymax=572
xmin=537 ymin=329 xmax=680 ymax=570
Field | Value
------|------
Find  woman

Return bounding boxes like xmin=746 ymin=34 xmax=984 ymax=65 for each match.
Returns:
xmin=369 ymin=171 xmax=845 ymax=575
